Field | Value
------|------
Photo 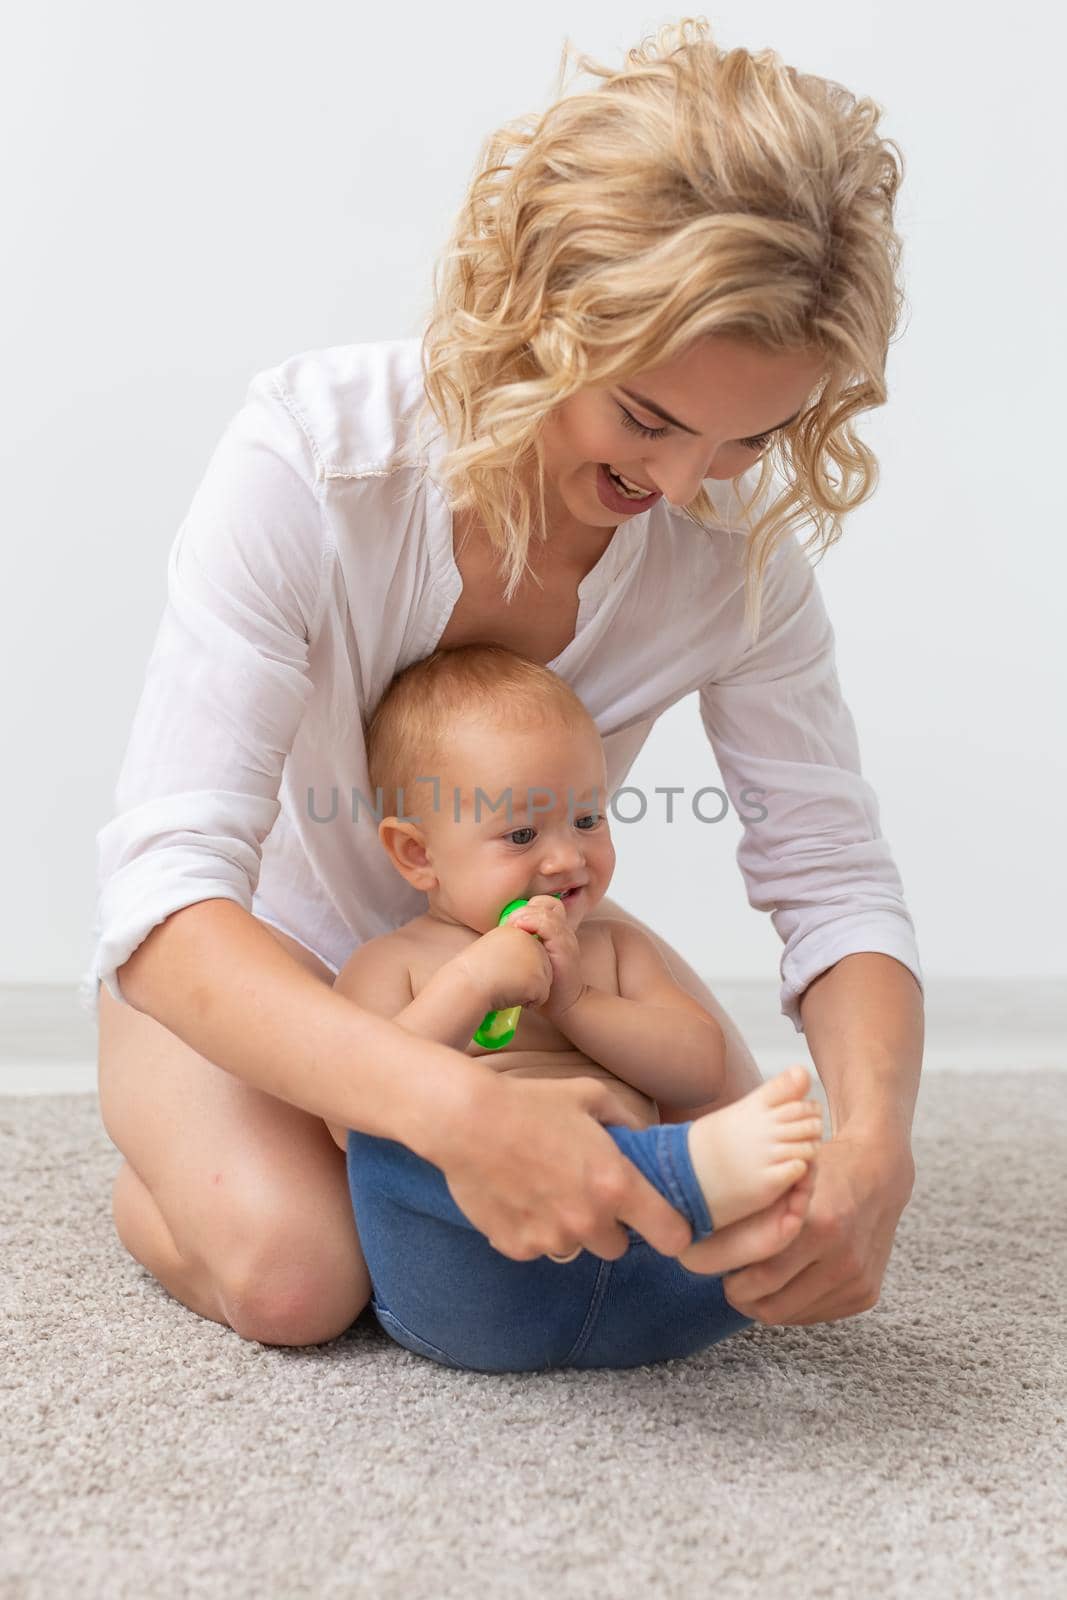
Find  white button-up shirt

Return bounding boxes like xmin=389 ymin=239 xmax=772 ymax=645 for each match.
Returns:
xmin=82 ymin=336 xmax=923 ymax=1032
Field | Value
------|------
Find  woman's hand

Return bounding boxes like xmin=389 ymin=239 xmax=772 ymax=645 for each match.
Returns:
xmin=719 ymin=1131 xmax=915 ymax=1324
xmin=454 ymin=923 xmax=554 ymax=1013
xmin=505 ymin=895 xmax=586 ymax=1019
xmin=428 ymin=1072 xmax=694 ymax=1262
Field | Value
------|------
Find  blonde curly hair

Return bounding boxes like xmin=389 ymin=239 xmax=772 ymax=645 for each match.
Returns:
xmin=402 ymin=16 xmax=907 ymax=641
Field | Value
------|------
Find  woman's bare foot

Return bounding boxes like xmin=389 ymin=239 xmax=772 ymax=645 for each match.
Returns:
xmin=685 ymin=1066 xmax=823 ymax=1231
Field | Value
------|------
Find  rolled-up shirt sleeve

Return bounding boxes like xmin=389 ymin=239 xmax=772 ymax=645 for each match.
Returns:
xmin=699 ymin=530 xmax=924 ymax=1034
xmin=80 ymin=370 xmax=327 ymax=1013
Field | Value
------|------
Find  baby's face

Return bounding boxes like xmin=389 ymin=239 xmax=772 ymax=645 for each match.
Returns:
xmin=407 ymin=711 xmax=616 ymax=934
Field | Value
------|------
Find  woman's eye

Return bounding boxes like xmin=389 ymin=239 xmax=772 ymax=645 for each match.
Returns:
xmin=505 ymin=827 xmax=536 ymax=846
xmin=617 ymin=402 xmax=669 ymax=440
xmin=618 ymin=400 xmax=775 ymax=453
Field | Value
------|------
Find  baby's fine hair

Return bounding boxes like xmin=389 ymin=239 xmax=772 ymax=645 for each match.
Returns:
xmin=365 ymin=643 xmax=594 ymax=822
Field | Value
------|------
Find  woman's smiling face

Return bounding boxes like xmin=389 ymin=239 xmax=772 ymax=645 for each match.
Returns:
xmin=537 ymin=333 xmax=826 ymax=533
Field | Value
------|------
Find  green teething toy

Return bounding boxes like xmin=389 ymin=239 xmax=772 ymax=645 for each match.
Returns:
xmin=472 ymin=894 xmax=562 ymax=1050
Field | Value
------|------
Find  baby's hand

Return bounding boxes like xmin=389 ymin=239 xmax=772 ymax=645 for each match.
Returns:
xmin=456 ymin=924 xmax=553 ymax=1014
xmin=505 ymin=896 xmax=586 ymax=1021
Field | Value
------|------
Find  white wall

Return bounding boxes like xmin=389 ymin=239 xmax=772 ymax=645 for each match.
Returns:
xmin=4 ymin=1 xmax=1064 ymax=986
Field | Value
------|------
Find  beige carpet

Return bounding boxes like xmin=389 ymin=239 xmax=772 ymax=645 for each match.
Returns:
xmin=2 ymin=1069 xmax=1064 ymax=1599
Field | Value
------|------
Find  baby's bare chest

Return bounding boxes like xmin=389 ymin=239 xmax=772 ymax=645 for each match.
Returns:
xmin=406 ymin=924 xmax=659 ymax=1128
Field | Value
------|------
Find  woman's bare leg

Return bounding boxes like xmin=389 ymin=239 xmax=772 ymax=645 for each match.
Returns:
xmin=98 ymin=921 xmax=372 ymax=1346
xmin=111 ymin=1158 xmax=230 ymax=1326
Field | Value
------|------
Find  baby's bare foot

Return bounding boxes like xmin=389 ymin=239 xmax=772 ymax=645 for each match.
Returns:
xmin=678 ymin=1163 xmax=814 ymax=1275
xmin=686 ymin=1066 xmax=823 ymax=1231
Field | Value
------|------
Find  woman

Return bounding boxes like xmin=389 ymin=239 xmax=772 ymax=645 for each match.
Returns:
xmin=89 ymin=19 xmax=923 ymax=1350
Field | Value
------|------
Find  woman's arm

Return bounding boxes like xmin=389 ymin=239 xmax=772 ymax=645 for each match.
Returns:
xmin=89 ymin=369 xmax=328 ymax=1015
xmin=798 ymin=950 xmax=923 ymax=1149
xmin=690 ymin=525 xmax=924 ymax=1322
xmin=117 ymin=899 xmax=491 ymax=1157
xmin=697 ymin=528 xmax=924 ymax=1037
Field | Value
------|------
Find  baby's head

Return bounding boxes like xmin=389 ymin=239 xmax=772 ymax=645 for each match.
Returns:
xmin=365 ymin=644 xmax=616 ymax=932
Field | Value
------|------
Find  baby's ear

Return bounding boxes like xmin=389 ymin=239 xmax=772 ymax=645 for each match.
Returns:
xmin=377 ymin=818 xmax=436 ymax=889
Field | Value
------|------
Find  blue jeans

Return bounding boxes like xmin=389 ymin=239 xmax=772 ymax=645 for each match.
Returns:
xmin=346 ymin=1120 xmax=753 ymax=1372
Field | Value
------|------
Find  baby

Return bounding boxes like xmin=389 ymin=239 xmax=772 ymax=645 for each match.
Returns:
xmin=327 ymin=643 xmax=821 ymax=1264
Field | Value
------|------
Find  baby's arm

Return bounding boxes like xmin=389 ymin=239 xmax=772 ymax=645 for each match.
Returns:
xmin=551 ymin=920 xmax=726 ymax=1107
xmin=333 ymin=937 xmax=486 ymax=1054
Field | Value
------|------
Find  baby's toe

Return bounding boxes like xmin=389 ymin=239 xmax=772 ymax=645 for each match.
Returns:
xmin=773 ymin=1107 xmax=823 ymax=1139
xmin=759 ymin=1066 xmax=811 ymax=1107
xmin=776 ymin=1139 xmax=819 ymax=1162
xmin=777 ymin=1100 xmax=822 ymax=1122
